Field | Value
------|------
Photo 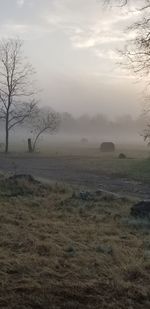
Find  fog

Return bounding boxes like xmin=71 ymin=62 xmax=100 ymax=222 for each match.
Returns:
xmin=0 ymin=0 xmax=143 ymax=118
xmin=0 ymin=110 xmax=147 ymax=153
xmin=0 ymin=0 xmax=148 ymax=152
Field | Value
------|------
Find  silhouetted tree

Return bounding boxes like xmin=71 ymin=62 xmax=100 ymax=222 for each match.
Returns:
xmin=0 ymin=38 xmax=36 ymax=153
xmin=103 ymin=1 xmax=150 ymax=79
xmin=29 ymin=109 xmax=60 ymax=152
xmin=106 ymin=1 xmax=150 ymax=141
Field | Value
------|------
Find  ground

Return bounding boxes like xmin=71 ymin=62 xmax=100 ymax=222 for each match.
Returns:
xmin=0 ymin=144 xmax=150 ymax=308
xmin=0 ymin=144 xmax=150 ymax=198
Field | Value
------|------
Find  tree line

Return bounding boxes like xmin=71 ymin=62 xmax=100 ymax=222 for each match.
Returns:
xmin=59 ymin=112 xmax=146 ymax=136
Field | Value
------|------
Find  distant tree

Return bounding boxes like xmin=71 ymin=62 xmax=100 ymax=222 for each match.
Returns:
xmin=29 ymin=109 xmax=60 ymax=152
xmin=0 ymin=38 xmax=37 ymax=153
xmin=60 ymin=112 xmax=76 ymax=133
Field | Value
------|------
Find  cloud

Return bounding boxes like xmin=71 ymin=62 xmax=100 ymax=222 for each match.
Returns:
xmin=1 ymin=1 xmax=139 ymax=49
xmin=95 ymin=49 xmax=121 ymax=60
xmin=0 ymin=22 xmax=51 ymax=40
xmin=0 ymin=0 xmax=139 ymax=81
xmin=43 ymin=0 xmax=139 ymax=58
xmin=17 ymin=0 xmax=25 ymax=7
xmin=71 ymin=27 xmax=126 ymax=49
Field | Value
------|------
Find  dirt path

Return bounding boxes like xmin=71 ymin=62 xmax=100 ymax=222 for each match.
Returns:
xmin=0 ymin=154 xmax=149 ymax=198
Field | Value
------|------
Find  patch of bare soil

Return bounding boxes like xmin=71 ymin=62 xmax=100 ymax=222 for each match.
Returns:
xmin=0 ymin=176 xmax=150 ymax=308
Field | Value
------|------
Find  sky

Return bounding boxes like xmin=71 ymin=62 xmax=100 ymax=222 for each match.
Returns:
xmin=0 ymin=0 xmax=144 ymax=117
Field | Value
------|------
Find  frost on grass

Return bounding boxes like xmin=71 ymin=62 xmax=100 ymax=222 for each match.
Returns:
xmin=0 ymin=176 xmax=149 ymax=309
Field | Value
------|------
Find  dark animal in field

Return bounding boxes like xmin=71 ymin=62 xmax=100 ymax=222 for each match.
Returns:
xmin=100 ymin=142 xmax=115 ymax=153
xmin=118 ymin=153 xmax=126 ymax=159
xmin=130 ymin=201 xmax=150 ymax=218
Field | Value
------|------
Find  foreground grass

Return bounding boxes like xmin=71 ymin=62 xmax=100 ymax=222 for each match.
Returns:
xmin=0 ymin=176 xmax=150 ymax=308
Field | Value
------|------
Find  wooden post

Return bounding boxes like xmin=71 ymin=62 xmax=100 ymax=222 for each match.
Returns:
xmin=28 ymin=138 xmax=33 ymax=153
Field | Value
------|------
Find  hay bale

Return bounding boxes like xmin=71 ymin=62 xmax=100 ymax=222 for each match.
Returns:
xmin=100 ymin=142 xmax=115 ymax=153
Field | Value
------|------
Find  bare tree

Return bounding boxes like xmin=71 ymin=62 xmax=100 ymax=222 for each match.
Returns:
xmin=106 ymin=1 xmax=150 ymax=140
xmin=105 ymin=1 xmax=150 ymax=10
xmin=105 ymin=0 xmax=128 ymax=7
xmin=124 ymin=18 xmax=150 ymax=77
xmin=104 ymin=1 xmax=150 ymax=78
xmin=0 ymin=38 xmax=37 ymax=153
xmin=143 ymin=123 xmax=150 ymax=144
xmin=29 ymin=110 xmax=60 ymax=152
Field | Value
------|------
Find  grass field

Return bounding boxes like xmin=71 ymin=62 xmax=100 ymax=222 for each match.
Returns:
xmin=0 ymin=175 xmax=150 ymax=308
xmin=0 ymin=143 xmax=150 ymax=197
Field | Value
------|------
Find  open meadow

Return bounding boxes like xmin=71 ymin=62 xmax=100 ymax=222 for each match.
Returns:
xmin=0 ymin=174 xmax=150 ymax=309
xmin=0 ymin=143 xmax=150 ymax=308
xmin=0 ymin=142 xmax=150 ymax=197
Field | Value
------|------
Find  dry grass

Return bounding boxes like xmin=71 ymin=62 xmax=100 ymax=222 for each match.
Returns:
xmin=0 ymin=176 xmax=149 ymax=308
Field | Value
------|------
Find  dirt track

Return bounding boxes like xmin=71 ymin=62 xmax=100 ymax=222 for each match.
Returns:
xmin=0 ymin=154 xmax=149 ymax=198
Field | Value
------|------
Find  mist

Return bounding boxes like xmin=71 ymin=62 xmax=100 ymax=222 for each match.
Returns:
xmin=0 ymin=0 xmax=143 ymax=120
xmin=0 ymin=108 xmax=146 ymax=153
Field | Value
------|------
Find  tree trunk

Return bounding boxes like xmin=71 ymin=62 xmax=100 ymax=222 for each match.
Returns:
xmin=5 ymin=115 xmax=9 ymax=153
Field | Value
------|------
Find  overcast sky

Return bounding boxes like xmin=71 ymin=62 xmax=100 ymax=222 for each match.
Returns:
xmin=0 ymin=0 xmax=143 ymax=117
